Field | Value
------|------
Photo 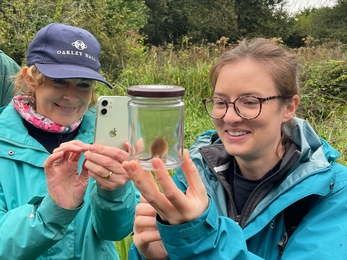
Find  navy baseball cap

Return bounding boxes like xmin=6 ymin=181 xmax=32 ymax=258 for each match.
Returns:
xmin=26 ymin=23 xmax=113 ymax=89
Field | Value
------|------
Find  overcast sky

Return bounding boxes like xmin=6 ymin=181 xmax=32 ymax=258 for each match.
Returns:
xmin=285 ymin=0 xmax=337 ymax=13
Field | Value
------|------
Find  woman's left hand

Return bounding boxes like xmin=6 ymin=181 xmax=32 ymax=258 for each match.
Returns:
xmin=83 ymin=144 xmax=131 ymax=190
xmin=122 ymin=149 xmax=209 ymax=225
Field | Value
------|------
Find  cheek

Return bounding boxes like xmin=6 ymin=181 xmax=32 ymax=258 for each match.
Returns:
xmin=212 ymin=119 xmax=227 ymax=137
xmin=212 ymin=118 xmax=223 ymax=129
xmin=80 ymin=91 xmax=93 ymax=104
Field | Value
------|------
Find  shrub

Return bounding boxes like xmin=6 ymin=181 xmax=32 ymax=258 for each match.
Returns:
xmin=297 ymin=60 xmax=347 ymax=121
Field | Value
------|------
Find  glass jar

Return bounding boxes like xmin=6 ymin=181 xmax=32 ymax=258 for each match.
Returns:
xmin=127 ymin=85 xmax=185 ymax=170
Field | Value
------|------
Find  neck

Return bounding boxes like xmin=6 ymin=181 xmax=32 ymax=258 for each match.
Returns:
xmin=235 ymin=146 xmax=285 ymax=180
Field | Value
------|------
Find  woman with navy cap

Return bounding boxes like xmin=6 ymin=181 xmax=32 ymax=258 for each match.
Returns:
xmin=0 ymin=23 xmax=139 ymax=260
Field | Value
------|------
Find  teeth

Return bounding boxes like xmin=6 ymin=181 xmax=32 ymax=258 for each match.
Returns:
xmin=59 ymin=105 xmax=74 ymax=111
xmin=227 ymin=131 xmax=246 ymax=136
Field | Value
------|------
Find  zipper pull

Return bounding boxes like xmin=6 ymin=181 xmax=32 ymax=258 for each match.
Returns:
xmin=236 ymin=215 xmax=241 ymax=225
xmin=57 ymin=133 xmax=63 ymax=145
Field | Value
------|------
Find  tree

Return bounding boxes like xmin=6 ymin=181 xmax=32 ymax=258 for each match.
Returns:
xmin=0 ymin=0 xmax=148 ymax=81
xmin=235 ymin=0 xmax=292 ymax=40
xmin=140 ymin=0 xmax=189 ymax=45
xmin=291 ymin=0 xmax=347 ymax=45
xmin=186 ymin=0 xmax=237 ymax=44
xmin=141 ymin=0 xmax=294 ymax=46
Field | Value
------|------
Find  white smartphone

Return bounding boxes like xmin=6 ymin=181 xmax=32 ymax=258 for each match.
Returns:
xmin=94 ymin=95 xmax=130 ymax=150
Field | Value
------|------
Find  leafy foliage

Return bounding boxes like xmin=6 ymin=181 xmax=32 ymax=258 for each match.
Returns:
xmin=0 ymin=0 xmax=147 ymax=84
xmin=236 ymin=0 xmax=293 ymax=39
xmin=293 ymin=0 xmax=347 ymax=45
xmin=298 ymin=60 xmax=347 ymax=120
xmin=141 ymin=0 xmax=296 ymax=46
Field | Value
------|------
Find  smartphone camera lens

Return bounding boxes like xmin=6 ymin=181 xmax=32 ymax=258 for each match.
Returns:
xmin=102 ymin=100 xmax=108 ymax=106
xmin=101 ymin=108 xmax=107 ymax=115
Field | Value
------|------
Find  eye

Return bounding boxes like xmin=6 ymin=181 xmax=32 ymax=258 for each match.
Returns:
xmin=213 ymin=98 xmax=226 ymax=107
xmin=239 ymin=97 xmax=259 ymax=107
xmin=77 ymin=80 xmax=94 ymax=90
xmin=78 ymin=82 xmax=92 ymax=88
xmin=52 ymin=79 xmax=67 ymax=85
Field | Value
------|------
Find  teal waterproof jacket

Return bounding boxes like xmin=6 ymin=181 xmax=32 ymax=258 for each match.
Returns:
xmin=0 ymin=103 xmax=140 ymax=260
xmin=129 ymin=118 xmax=347 ymax=259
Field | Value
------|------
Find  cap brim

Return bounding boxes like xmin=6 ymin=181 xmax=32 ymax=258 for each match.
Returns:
xmin=35 ymin=63 xmax=113 ymax=89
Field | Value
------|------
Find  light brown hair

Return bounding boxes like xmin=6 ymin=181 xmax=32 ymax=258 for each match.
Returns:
xmin=209 ymin=38 xmax=299 ymax=152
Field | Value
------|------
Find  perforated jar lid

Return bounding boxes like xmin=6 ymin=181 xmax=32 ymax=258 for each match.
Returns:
xmin=127 ymin=85 xmax=185 ymax=98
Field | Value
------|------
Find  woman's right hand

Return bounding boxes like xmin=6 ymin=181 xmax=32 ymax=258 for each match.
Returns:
xmin=133 ymin=196 xmax=168 ymax=260
xmin=43 ymin=140 xmax=90 ymax=209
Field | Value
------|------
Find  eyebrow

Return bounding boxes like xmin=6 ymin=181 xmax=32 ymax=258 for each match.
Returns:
xmin=213 ymin=92 xmax=262 ymax=98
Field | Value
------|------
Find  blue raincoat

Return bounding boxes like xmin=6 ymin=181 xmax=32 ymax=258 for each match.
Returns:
xmin=129 ymin=118 xmax=347 ymax=259
xmin=0 ymin=103 xmax=140 ymax=260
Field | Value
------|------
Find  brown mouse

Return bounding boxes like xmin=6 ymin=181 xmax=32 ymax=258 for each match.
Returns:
xmin=138 ymin=136 xmax=168 ymax=161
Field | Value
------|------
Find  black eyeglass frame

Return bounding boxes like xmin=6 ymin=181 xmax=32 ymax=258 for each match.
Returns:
xmin=202 ymin=95 xmax=289 ymax=120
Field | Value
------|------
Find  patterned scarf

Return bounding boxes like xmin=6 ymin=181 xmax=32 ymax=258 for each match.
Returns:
xmin=12 ymin=95 xmax=82 ymax=133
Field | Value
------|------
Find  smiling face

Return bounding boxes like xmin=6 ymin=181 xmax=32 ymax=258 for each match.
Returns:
xmin=25 ymin=70 xmax=94 ymax=126
xmin=213 ymin=60 xmax=296 ymax=167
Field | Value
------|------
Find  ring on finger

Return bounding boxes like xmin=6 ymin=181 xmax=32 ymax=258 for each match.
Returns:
xmin=104 ymin=171 xmax=113 ymax=179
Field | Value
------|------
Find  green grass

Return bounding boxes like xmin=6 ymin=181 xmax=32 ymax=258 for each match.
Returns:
xmin=100 ymin=41 xmax=347 ymax=259
xmin=115 ymin=235 xmax=133 ymax=260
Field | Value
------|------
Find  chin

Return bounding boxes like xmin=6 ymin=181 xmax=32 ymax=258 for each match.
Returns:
xmin=54 ymin=119 xmax=77 ymax=126
xmin=224 ymin=145 xmax=245 ymax=157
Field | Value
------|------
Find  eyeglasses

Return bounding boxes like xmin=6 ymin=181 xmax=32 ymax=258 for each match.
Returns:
xmin=202 ymin=95 xmax=288 ymax=120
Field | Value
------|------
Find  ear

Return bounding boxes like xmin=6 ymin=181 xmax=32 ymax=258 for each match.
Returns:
xmin=283 ymin=94 xmax=299 ymax=122
xmin=22 ymin=66 xmax=36 ymax=92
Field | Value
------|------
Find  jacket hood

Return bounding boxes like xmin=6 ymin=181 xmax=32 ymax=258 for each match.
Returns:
xmin=290 ymin=117 xmax=340 ymax=163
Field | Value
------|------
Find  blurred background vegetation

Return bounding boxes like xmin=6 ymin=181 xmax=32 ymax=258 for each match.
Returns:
xmin=1 ymin=1 xmax=347 ymax=258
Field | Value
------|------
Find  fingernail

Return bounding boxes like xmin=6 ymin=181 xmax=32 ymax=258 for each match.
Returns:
xmin=89 ymin=145 xmax=97 ymax=151
xmin=122 ymin=162 xmax=128 ymax=171
xmin=152 ymin=159 xmax=160 ymax=170
xmin=130 ymin=163 xmax=137 ymax=172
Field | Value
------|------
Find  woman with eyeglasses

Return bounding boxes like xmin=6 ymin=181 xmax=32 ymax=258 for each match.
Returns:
xmin=123 ymin=38 xmax=347 ymax=259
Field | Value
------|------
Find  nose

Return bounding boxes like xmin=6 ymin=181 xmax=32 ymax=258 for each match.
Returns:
xmin=62 ymin=85 xmax=79 ymax=102
xmin=223 ymin=103 xmax=243 ymax=123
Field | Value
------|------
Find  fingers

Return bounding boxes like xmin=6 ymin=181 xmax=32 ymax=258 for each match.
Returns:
xmin=84 ymin=144 xmax=129 ymax=176
xmin=122 ymin=160 xmax=163 ymax=204
xmin=44 ymin=151 xmax=64 ymax=169
xmin=48 ymin=142 xmax=86 ymax=167
xmin=136 ymin=196 xmax=156 ymax=216
xmin=180 ymin=149 xmax=207 ymax=201
xmin=43 ymin=142 xmax=89 ymax=209
xmin=52 ymin=140 xmax=89 ymax=154
xmin=84 ymin=145 xmax=132 ymax=190
xmin=88 ymin=144 xmax=129 ymax=163
xmin=80 ymin=160 xmax=91 ymax=181
xmin=123 ymin=160 xmax=181 ymax=223
xmin=140 ymin=195 xmax=148 ymax=203
xmin=151 ymin=158 xmax=189 ymax=210
xmin=124 ymin=150 xmax=209 ymax=224
xmin=124 ymin=141 xmax=130 ymax=152
xmin=134 ymin=201 xmax=161 ymax=244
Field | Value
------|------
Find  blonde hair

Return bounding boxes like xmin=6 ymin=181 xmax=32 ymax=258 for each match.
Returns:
xmin=13 ymin=65 xmax=97 ymax=109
